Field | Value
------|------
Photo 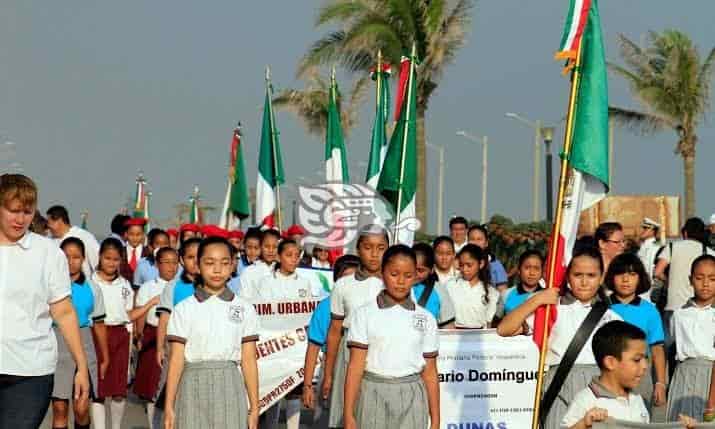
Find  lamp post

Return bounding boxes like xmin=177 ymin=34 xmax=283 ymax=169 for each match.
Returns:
xmin=542 ymin=126 xmax=556 ymax=223
xmin=456 ymin=131 xmax=488 ymax=224
xmin=425 ymin=141 xmax=445 ymax=235
xmin=505 ymin=112 xmax=542 ymax=222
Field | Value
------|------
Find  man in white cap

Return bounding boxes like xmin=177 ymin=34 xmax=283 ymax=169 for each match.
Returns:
xmin=637 ymin=217 xmax=661 ymax=282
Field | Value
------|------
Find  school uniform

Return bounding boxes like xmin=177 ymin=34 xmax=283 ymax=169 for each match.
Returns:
xmin=435 ymin=267 xmax=458 ymax=287
xmin=609 ymin=295 xmax=665 ymax=409
xmin=311 ymin=258 xmax=331 ymax=270
xmin=561 ymin=378 xmax=650 ymax=427
xmin=327 ymin=271 xmax=384 ymax=428
xmin=92 ymin=272 xmax=134 ymax=398
xmin=133 ymin=257 xmax=159 ymax=288
xmin=666 ymin=299 xmax=715 ymax=421
xmin=52 ymin=276 xmax=106 ymax=400
xmin=542 ymin=294 xmax=622 ymax=429
xmin=248 ymin=270 xmax=323 ymax=302
xmin=412 ymin=282 xmax=457 ymax=326
xmin=122 ymin=244 xmax=150 ymax=285
xmin=347 ymin=290 xmax=438 ymax=429
xmin=495 ymin=283 xmax=543 ymax=319
xmin=133 ymin=277 xmax=169 ymax=401
xmin=237 ymin=260 xmax=274 ymax=298
xmin=167 ymin=287 xmax=259 ymax=429
xmin=54 ymin=225 xmax=101 ymax=277
xmin=445 ymin=278 xmax=500 ymax=329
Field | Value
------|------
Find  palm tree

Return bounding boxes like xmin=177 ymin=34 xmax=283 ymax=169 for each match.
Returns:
xmin=299 ymin=0 xmax=473 ymax=228
xmin=272 ymin=68 xmax=369 ymax=139
xmin=609 ymin=30 xmax=715 ymax=217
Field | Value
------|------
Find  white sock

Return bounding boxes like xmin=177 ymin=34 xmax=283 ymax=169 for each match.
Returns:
xmin=147 ymin=402 xmax=156 ymax=428
xmin=285 ymin=398 xmax=302 ymax=429
xmin=91 ymin=401 xmax=106 ymax=429
xmin=109 ymin=398 xmax=126 ymax=429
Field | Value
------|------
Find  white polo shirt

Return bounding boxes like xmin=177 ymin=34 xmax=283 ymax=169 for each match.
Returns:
xmin=671 ymin=299 xmax=715 ymax=362
xmin=136 ymin=277 xmax=170 ymax=327
xmin=0 ymin=232 xmax=71 ymax=376
xmin=445 ymin=278 xmax=499 ymax=329
xmin=546 ymin=297 xmax=622 ymax=366
xmin=637 ymin=237 xmax=660 ymax=281
xmin=249 ymin=271 xmax=324 ymax=302
xmin=561 ymin=378 xmax=649 ymax=427
xmin=659 ymin=239 xmax=715 ymax=311
xmin=330 ymin=271 xmax=384 ymax=329
xmin=435 ymin=267 xmax=458 ymax=287
xmin=347 ymin=291 xmax=438 ymax=378
xmin=55 ymin=225 xmax=101 ymax=277
xmin=238 ymin=260 xmax=274 ymax=298
xmin=167 ymin=287 xmax=259 ymax=363
xmin=92 ymin=272 xmax=134 ymax=326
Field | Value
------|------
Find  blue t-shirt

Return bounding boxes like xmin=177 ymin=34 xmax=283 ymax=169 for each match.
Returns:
xmin=412 ymin=283 xmax=441 ymax=322
xmin=489 ymin=258 xmax=508 ymax=286
xmin=502 ymin=284 xmax=542 ymax=315
xmin=72 ymin=280 xmax=96 ymax=328
xmin=610 ymin=296 xmax=665 ymax=350
xmin=133 ymin=257 xmax=159 ymax=286
xmin=173 ymin=279 xmax=196 ymax=307
xmin=227 ymin=273 xmax=241 ymax=294
xmin=307 ymin=297 xmax=331 ymax=351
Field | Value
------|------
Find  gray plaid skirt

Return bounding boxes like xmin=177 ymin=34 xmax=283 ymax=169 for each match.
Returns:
xmin=328 ymin=331 xmax=349 ymax=428
xmin=355 ymin=372 xmax=428 ymax=429
xmin=542 ymin=364 xmax=601 ymax=429
xmin=52 ymin=326 xmax=98 ymax=399
xmin=666 ymin=358 xmax=712 ymax=422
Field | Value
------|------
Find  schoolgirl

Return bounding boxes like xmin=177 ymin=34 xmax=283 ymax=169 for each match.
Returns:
xmin=412 ymin=242 xmax=456 ymax=328
xmin=497 ymin=247 xmax=622 ymax=429
xmin=52 ymin=237 xmax=110 ymax=429
xmin=324 ymin=224 xmax=388 ymax=428
xmin=432 ymin=236 xmax=458 ymax=286
xmin=311 ymin=244 xmax=332 ymax=269
xmin=228 ymin=229 xmax=244 ymax=253
xmin=238 ymin=228 xmax=280 ymax=294
xmin=605 ymin=252 xmax=666 ymax=410
xmin=445 ymin=244 xmax=499 ymax=329
xmin=163 ymin=237 xmax=260 ymax=429
xmin=133 ymin=247 xmax=179 ymax=427
xmin=133 ymin=228 xmax=170 ymax=287
xmin=666 ymin=254 xmax=715 ymax=421
xmin=494 ymin=250 xmax=544 ymax=322
xmin=91 ymin=238 xmax=162 ymax=429
xmin=122 ymin=218 xmax=149 ymax=282
xmin=239 ymin=227 xmax=263 ymax=274
xmin=344 ymin=245 xmax=440 ymax=429
xmin=467 ymin=224 xmax=509 ymax=290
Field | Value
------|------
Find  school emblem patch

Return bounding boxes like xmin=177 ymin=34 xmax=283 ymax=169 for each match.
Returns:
xmin=298 ymin=289 xmax=308 ymax=298
xmin=228 ymin=305 xmax=244 ymax=323
xmin=121 ymin=287 xmax=131 ymax=299
xmin=413 ymin=314 xmax=427 ymax=331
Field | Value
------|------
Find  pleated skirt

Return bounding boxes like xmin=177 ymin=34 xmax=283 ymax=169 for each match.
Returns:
xmin=666 ymin=358 xmax=712 ymax=422
xmin=175 ymin=360 xmax=248 ymax=429
xmin=97 ymin=324 xmax=130 ymax=399
xmin=133 ymin=325 xmax=162 ymax=400
xmin=52 ymin=326 xmax=99 ymax=399
xmin=328 ymin=332 xmax=349 ymax=428
xmin=542 ymin=364 xmax=601 ymax=429
xmin=355 ymin=372 xmax=428 ymax=429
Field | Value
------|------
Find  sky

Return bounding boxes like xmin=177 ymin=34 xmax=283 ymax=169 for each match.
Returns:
xmin=1 ymin=1 xmax=713 ymax=235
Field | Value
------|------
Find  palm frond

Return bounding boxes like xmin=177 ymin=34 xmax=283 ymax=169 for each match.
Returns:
xmin=298 ymin=31 xmax=348 ymax=78
xmin=608 ymin=106 xmax=670 ymax=135
xmin=316 ymin=0 xmax=373 ymax=26
xmin=422 ymin=0 xmax=472 ymax=84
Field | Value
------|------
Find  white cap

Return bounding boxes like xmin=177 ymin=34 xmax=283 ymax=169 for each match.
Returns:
xmin=641 ymin=217 xmax=661 ymax=229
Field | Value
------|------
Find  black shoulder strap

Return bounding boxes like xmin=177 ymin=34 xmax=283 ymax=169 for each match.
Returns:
xmin=539 ymin=301 xmax=609 ymax=425
xmin=418 ymin=283 xmax=435 ymax=308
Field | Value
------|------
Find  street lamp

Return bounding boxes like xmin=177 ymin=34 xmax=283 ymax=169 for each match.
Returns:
xmin=456 ymin=130 xmax=488 ymax=224
xmin=542 ymin=126 xmax=556 ymax=223
xmin=505 ymin=112 xmax=542 ymax=222
xmin=425 ymin=141 xmax=445 ymax=235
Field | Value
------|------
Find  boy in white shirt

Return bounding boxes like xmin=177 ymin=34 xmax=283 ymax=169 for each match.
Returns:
xmin=561 ymin=321 xmax=696 ymax=429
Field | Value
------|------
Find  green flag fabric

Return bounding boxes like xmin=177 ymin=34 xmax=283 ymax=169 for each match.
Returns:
xmin=229 ymin=130 xmax=251 ymax=219
xmin=366 ymin=64 xmax=391 ymax=188
xmin=325 ymin=73 xmax=349 ymax=183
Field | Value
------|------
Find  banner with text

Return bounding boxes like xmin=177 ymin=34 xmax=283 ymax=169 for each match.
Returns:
xmin=439 ymin=329 xmax=539 ymax=429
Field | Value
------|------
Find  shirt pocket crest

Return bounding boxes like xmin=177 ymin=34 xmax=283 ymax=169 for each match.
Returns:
xmin=228 ymin=305 xmax=244 ymax=323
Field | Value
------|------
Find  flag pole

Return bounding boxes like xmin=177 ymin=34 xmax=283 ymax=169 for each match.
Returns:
xmin=266 ymin=66 xmax=283 ymax=232
xmin=531 ymin=39 xmax=585 ymax=429
xmin=376 ymin=50 xmax=382 ymax=116
xmin=393 ymin=43 xmax=416 ymax=244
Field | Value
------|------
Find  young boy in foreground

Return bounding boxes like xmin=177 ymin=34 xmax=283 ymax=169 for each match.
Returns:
xmin=561 ymin=320 xmax=696 ymax=429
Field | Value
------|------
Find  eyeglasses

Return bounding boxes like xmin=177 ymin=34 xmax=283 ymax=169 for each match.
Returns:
xmin=606 ymin=239 xmax=626 ymax=245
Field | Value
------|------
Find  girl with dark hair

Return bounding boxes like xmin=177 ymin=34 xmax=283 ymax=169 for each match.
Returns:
xmin=446 ymin=244 xmax=499 ymax=329
xmin=412 ymin=242 xmax=456 ymax=328
xmin=605 ymin=253 xmax=666 ymax=410
xmin=494 ymin=250 xmax=545 ymax=323
xmin=467 ymin=224 xmax=509 ymax=291
xmin=239 ymin=227 xmax=263 ymax=273
xmin=133 ymin=229 xmax=171 ymax=287
xmin=432 ymin=236 xmax=458 ymax=286
xmin=238 ymin=228 xmax=280 ymax=295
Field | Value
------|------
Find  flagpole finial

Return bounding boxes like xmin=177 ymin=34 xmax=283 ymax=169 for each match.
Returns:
xmin=265 ymin=66 xmax=271 ymax=83
xmin=331 ymin=65 xmax=336 ymax=82
xmin=410 ymin=42 xmax=417 ymax=58
xmin=136 ymin=170 xmax=145 ymax=183
xmin=234 ymin=121 xmax=242 ymax=135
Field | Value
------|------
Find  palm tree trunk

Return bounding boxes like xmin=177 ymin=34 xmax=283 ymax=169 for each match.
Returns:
xmin=683 ymin=153 xmax=696 ymax=217
xmin=416 ymin=107 xmax=427 ymax=233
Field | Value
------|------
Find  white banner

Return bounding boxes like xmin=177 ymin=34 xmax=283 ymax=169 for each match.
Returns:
xmin=438 ymin=329 xmax=539 ymax=429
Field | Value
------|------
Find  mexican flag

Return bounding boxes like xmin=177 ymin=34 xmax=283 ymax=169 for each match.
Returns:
xmin=325 ymin=71 xmax=349 ymax=184
xmin=366 ymin=60 xmax=391 ymax=189
xmin=189 ymin=192 xmax=202 ymax=225
xmin=220 ymin=126 xmax=251 ymax=230
xmin=377 ymin=50 xmax=417 ymax=246
xmin=256 ymin=76 xmax=285 ymax=229
xmin=534 ymin=0 xmax=609 ymax=348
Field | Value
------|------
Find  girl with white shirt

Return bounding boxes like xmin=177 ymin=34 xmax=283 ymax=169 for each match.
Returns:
xmin=432 ymin=236 xmax=458 ymax=286
xmin=323 ymin=225 xmax=388 ymax=428
xmin=497 ymin=247 xmax=621 ymax=429
xmin=238 ymin=228 xmax=280 ymax=296
xmin=667 ymin=254 xmax=715 ymax=422
xmin=344 ymin=245 xmax=440 ymax=429
xmin=446 ymin=244 xmax=499 ymax=329
xmin=164 ymin=237 xmax=259 ymax=429
xmin=91 ymin=238 xmax=161 ymax=429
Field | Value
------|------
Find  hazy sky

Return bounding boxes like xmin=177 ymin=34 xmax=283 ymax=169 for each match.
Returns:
xmin=1 ymin=1 xmax=713 ymax=234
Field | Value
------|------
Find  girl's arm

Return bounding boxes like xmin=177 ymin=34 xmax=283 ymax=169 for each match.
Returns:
xmin=421 ymin=357 xmax=440 ymax=429
xmin=706 ymin=363 xmax=715 ymax=418
xmin=128 ymin=295 xmax=160 ymax=322
xmin=321 ymin=318 xmax=344 ymax=400
xmin=51 ymin=298 xmax=90 ymax=401
xmin=240 ymin=341 xmax=259 ymax=429
xmin=497 ymin=288 xmax=559 ymax=337
xmin=302 ymin=343 xmax=321 ymax=409
xmin=163 ymin=341 xmax=186 ymax=429
xmin=91 ymin=322 xmax=110 ymax=380
xmin=343 ymin=347 xmax=367 ymax=429
xmin=651 ymin=344 xmax=667 ymax=406
xmin=156 ymin=312 xmax=170 ymax=368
